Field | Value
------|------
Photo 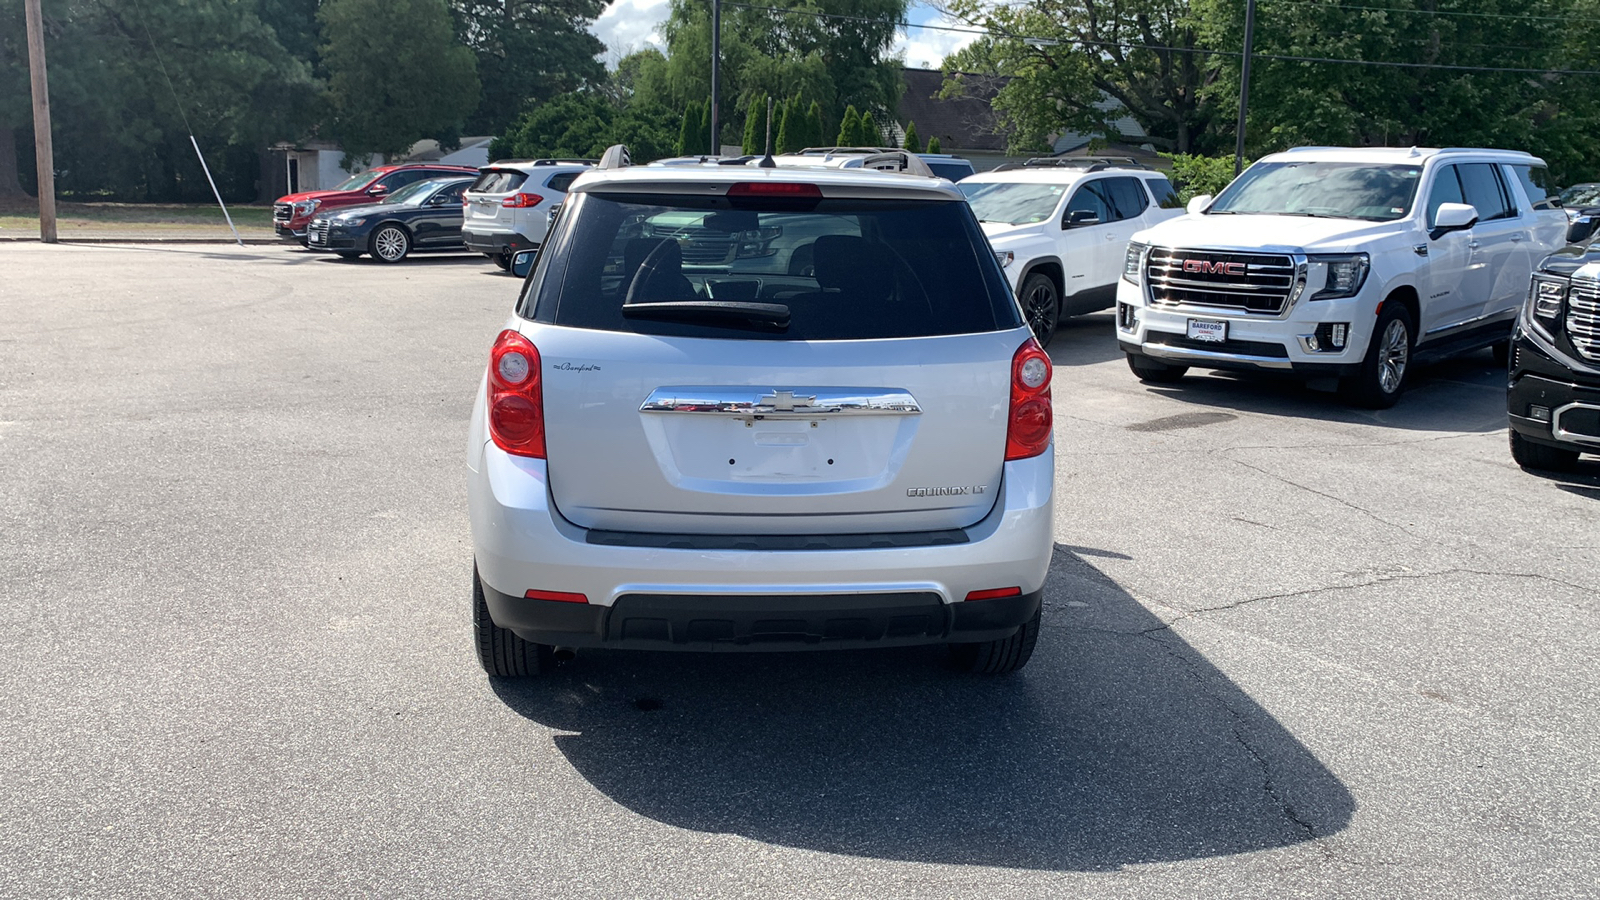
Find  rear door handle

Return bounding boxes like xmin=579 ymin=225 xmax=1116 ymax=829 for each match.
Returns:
xmin=1468 ymin=240 xmax=1480 ymax=250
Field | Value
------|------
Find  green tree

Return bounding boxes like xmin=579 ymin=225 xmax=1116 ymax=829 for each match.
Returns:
xmin=806 ymin=100 xmax=825 ymax=150
xmin=701 ymin=98 xmax=713 ymax=153
xmin=742 ymin=95 xmax=765 ymax=154
xmin=775 ymin=97 xmax=796 ymax=153
xmin=902 ymin=120 xmax=921 ymax=153
xmin=942 ymin=0 xmax=1223 ymax=154
xmin=493 ymin=92 xmax=677 ymax=162
xmin=837 ymin=105 xmax=861 ymax=146
xmin=650 ymin=0 xmax=908 ymax=140
xmin=677 ymin=104 xmax=696 ymax=155
xmin=926 ymin=136 xmax=941 ymax=154
xmin=451 ymin=1 xmax=607 ymax=136
xmin=320 ymin=0 xmax=480 ymax=161
xmin=1161 ymin=152 xmax=1240 ymax=202
xmin=860 ymin=112 xmax=881 ymax=147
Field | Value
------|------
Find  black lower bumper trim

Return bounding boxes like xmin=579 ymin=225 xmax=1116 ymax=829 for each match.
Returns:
xmin=464 ymin=232 xmax=539 ymax=255
xmin=481 ymin=582 xmax=1042 ymax=651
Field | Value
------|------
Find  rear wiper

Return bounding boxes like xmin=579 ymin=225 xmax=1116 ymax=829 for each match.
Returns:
xmin=621 ymin=300 xmax=791 ymax=330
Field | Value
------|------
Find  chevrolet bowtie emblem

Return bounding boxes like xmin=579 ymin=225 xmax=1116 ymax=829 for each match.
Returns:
xmin=759 ymin=390 xmax=816 ymax=411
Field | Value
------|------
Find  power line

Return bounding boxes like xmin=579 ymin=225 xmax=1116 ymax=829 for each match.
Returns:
xmin=1272 ymin=0 xmax=1573 ymax=25
xmin=723 ymin=1 xmax=1600 ymax=77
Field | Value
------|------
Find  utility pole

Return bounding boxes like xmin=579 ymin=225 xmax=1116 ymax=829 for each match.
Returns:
xmin=24 ymin=0 xmax=57 ymax=243
xmin=709 ymin=0 xmax=721 ymax=156
xmin=1234 ymin=0 xmax=1257 ymax=176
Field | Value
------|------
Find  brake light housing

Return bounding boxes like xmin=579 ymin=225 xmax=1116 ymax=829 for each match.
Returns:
xmin=1006 ymin=338 xmax=1053 ymax=460
xmin=487 ymin=330 xmax=545 ymax=458
xmin=727 ymin=182 xmax=823 ymax=198
xmin=502 ymin=192 xmax=545 ymax=208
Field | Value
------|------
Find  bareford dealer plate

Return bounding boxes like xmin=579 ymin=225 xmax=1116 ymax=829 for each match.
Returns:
xmin=1187 ymin=317 xmax=1228 ymax=342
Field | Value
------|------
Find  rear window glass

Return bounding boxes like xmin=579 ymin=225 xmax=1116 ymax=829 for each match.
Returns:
xmin=1509 ymin=164 xmax=1558 ymax=210
xmin=1145 ymin=176 xmax=1182 ymax=208
xmin=469 ymin=170 xmax=527 ymax=193
xmin=545 ymin=172 xmax=582 ymax=192
xmin=926 ymin=161 xmax=973 ymax=182
xmin=524 ymin=191 xmax=1021 ymax=341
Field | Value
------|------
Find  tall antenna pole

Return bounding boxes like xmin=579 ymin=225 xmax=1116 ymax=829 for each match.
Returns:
xmin=710 ymin=0 xmax=722 ymax=155
xmin=1234 ymin=0 xmax=1257 ymax=176
xmin=24 ymin=0 xmax=57 ymax=243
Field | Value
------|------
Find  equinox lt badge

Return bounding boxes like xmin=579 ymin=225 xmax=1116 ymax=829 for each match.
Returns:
xmin=907 ymin=485 xmax=986 ymax=497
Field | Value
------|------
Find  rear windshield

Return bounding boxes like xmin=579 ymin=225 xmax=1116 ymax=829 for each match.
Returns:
xmin=522 ymin=191 xmax=1020 ymax=341
xmin=469 ymin=169 xmax=527 ymax=194
xmin=927 ymin=161 xmax=973 ymax=182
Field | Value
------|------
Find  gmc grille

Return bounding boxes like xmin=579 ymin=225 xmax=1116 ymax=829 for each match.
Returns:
xmin=1568 ymin=276 xmax=1600 ymax=362
xmin=1146 ymin=248 xmax=1298 ymax=315
xmin=273 ymin=203 xmax=292 ymax=222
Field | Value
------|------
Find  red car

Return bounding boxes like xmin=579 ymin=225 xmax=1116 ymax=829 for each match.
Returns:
xmin=273 ymin=164 xmax=479 ymax=243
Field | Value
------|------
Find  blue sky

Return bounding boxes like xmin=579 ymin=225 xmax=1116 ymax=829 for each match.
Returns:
xmin=590 ymin=1 xmax=977 ymax=70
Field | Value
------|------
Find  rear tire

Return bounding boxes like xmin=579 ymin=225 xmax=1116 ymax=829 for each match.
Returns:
xmin=951 ymin=605 xmax=1041 ymax=674
xmin=473 ymin=566 xmax=552 ymax=677
xmin=492 ymin=251 xmax=511 ymax=271
xmin=1126 ymin=352 xmax=1188 ymax=384
xmin=1510 ymin=429 xmax=1580 ymax=473
xmin=1340 ymin=303 xmax=1413 ymax=409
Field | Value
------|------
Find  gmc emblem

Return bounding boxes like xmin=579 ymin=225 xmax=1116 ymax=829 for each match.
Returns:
xmin=1182 ymin=259 xmax=1247 ymax=277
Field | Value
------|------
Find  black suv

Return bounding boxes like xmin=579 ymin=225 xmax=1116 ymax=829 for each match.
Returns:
xmin=1508 ymin=246 xmax=1600 ymax=471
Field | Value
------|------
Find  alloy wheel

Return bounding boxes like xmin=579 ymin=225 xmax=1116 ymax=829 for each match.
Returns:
xmin=1378 ymin=318 xmax=1409 ymax=394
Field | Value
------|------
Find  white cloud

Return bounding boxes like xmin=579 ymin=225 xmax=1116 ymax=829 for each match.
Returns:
xmin=894 ymin=8 xmax=979 ymax=70
xmin=592 ymin=0 xmax=671 ymax=62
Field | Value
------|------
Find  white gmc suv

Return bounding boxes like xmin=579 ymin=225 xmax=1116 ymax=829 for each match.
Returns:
xmin=1117 ymin=147 xmax=1568 ymax=407
xmin=959 ymin=160 xmax=1184 ymax=346
xmin=467 ymin=148 xmax=1055 ymax=677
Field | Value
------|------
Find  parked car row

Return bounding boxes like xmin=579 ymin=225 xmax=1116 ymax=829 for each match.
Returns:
xmin=274 ymin=146 xmax=1597 ymax=476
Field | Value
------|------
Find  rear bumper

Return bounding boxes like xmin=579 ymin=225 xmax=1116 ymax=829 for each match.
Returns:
xmin=468 ymin=442 xmax=1056 ymax=651
xmin=463 ymin=227 xmax=539 ymax=256
xmin=481 ymin=582 xmax=1042 ymax=650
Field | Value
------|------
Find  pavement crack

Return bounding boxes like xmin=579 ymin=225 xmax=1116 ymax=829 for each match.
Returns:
xmin=1218 ymin=454 xmax=1418 ymax=536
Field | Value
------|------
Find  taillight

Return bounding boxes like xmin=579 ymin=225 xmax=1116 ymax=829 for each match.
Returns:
xmin=487 ymin=329 xmax=545 ymax=458
xmin=1005 ymin=338 xmax=1053 ymax=460
xmin=502 ymin=192 xmax=545 ymax=208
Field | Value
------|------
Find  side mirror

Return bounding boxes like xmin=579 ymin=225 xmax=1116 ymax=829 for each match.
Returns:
xmin=367 ymin=185 xmax=388 ymax=196
xmin=1066 ymin=209 xmax=1101 ymax=227
xmin=510 ymin=249 xmax=538 ymax=278
xmin=1431 ymin=202 xmax=1479 ymax=238
xmin=1186 ymin=194 xmax=1213 ymax=215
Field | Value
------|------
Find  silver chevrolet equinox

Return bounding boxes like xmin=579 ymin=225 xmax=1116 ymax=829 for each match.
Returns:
xmin=466 ymin=146 xmax=1055 ymax=676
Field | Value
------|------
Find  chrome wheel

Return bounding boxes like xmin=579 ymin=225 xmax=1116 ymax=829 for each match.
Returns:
xmin=1377 ymin=317 xmax=1409 ymax=394
xmin=371 ymin=226 xmax=409 ymax=263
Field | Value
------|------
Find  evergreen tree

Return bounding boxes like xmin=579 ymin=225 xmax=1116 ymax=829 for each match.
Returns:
xmin=677 ymin=104 xmax=696 ymax=156
xmin=927 ymin=136 xmax=941 ymax=154
xmin=700 ymin=98 xmax=713 ymax=154
xmin=837 ymin=106 xmax=861 ymax=147
xmin=775 ymin=97 xmax=796 ymax=154
xmin=807 ymin=100 xmax=825 ymax=151
xmin=859 ymin=112 xmax=881 ymax=148
xmin=903 ymin=121 xmax=921 ymax=153
xmin=743 ymin=96 xmax=764 ymax=155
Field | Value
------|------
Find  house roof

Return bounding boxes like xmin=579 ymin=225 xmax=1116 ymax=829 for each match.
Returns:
xmin=896 ymin=69 xmax=1011 ymax=153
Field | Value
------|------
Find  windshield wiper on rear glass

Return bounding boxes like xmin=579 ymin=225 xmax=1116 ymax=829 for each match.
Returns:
xmin=621 ymin=300 xmax=791 ymax=330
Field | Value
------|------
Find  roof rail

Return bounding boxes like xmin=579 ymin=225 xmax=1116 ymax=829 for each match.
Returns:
xmin=487 ymin=158 xmax=597 ymax=167
xmin=857 ymin=150 xmax=937 ymax=178
xmin=993 ymin=156 xmax=1150 ymax=172
xmin=597 ymin=144 xmax=631 ymax=170
xmin=796 ymin=146 xmax=896 ymax=156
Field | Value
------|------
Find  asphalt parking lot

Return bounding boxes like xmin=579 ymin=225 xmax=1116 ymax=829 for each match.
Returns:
xmin=2 ymin=242 xmax=1597 ymax=898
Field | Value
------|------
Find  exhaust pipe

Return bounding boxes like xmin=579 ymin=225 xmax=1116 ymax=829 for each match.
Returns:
xmin=552 ymin=646 xmax=577 ymax=663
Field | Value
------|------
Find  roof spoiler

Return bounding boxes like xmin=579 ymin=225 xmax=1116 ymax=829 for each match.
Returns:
xmin=858 ymin=150 xmax=938 ymax=178
xmin=598 ymin=144 xmax=631 ymax=170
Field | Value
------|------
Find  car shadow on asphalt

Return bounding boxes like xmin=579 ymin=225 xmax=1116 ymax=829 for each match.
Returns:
xmin=1045 ymin=311 xmax=1123 ymax=368
xmin=1132 ymin=349 xmax=1510 ymax=434
xmin=487 ymin=548 xmax=1354 ymax=871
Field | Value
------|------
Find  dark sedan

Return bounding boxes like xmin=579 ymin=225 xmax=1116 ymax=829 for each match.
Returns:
xmin=306 ymin=177 xmax=475 ymax=263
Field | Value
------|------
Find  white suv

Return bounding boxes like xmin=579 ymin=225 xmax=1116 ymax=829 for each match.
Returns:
xmin=959 ymin=160 xmax=1185 ymax=345
xmin=467 ymin=148 xmax=1056 ymax=676
xmin=1118 ymin=147 xmax=1568 ymax=406
xmin=462 ymin=159 xmax=592 ymax=269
